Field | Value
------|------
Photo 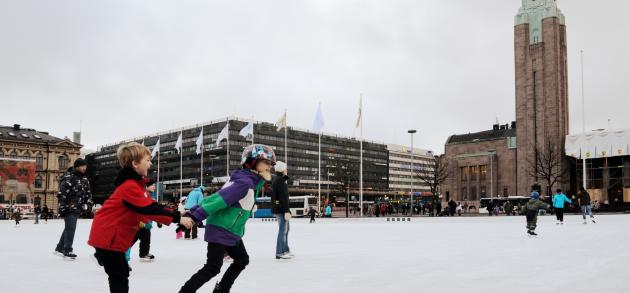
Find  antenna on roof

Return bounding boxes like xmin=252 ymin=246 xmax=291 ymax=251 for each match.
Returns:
xmin=495 ymin=115 xmax=499 ymax=125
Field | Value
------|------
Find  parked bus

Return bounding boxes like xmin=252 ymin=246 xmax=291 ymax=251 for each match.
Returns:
xmin=254 ymin=195 xmax=318 ymax=218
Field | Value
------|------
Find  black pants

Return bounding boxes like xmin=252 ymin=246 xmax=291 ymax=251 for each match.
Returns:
xmin=180 ymin=241 xmax=249 ymax=293
xmin=95 ymin=248 xmax=130 ymax=293
xmin=310 ymin=216 xmax=315 ymax=223
xmin=525 ymin=210 xmax=538 ymax=231
xmin=133 ymin=228 xmax=151 ymax=257
xmin=185 ymin=222 xmax=198 ymax=239
xmin=556 ymin=208 xmax=565 ymax=222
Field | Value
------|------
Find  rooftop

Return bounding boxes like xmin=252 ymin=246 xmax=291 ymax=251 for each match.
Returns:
xmin=446 ymin=123 xmax=516 ymax=145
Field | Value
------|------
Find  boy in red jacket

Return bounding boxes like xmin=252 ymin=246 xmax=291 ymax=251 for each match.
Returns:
xmin=88 ymin=142 xmax=193 ymax=293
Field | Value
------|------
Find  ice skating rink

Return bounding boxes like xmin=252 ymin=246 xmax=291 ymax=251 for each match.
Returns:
xmin=1 ymin=215 xmax=628 ymax=293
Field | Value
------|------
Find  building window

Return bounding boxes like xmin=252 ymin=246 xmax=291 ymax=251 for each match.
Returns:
xmin=36 ymin=154 xmax=44 ymax=170
xmin=480 ymin=185 xmax=487 ymax=197
xmin=460 ymin=167 xmax=468 ymax=182
xmin=10 ymin=150 xmax=17 ymax=159
xmin=470 ymin=187 xmax=477 ymax=201
xmin=35 ymin=175 xmax=43 ymax=189
xmin=480 ymin=165 xmax=488 ymax=180
xmin=16 ymin=195 xmax=27 ymax=204
xmin=503 ymin=187 xmax=509 ymax=197
xmin=59 ymin=155 xmax=69 ymax=170
xmin=23 ymin=154 xmax=30 ymax=160
xmin=461 ymin=187 xmax=468 ymax=200
xmin=470 ymin=166 xmax=479 ymax=181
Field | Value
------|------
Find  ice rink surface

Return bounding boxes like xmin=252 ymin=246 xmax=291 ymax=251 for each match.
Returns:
xmin=1 ymin=214 xmax=629 ymax=293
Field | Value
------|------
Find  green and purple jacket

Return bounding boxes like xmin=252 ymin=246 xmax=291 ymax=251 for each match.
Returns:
xmin=190 ymin=169 xmax=265 ymax=246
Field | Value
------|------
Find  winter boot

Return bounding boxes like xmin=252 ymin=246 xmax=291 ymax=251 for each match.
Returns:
xmin=213 ymin=282 xmax=229 ymax=293
xmin=139 ymin=254 xmax=155 ymax=262
xmin=63 ymin=252 xmax=77 ymax=260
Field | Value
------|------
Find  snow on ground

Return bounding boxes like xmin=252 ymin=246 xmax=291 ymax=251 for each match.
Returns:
xmin=1 ymin=215 xmax=629 ymax=293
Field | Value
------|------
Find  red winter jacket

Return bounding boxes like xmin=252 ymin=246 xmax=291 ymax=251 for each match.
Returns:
xmin=88 ymin=168 xmax=180 ymax=252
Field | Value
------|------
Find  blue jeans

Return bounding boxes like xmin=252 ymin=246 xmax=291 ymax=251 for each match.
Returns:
xmin=35 ymin=214 xmax=40 ymax=224
xmin=56 ymin=213 xmax=78 ymax=253
xmin=582 ymin=205 xmax=594 ymax=219
xmin=274 ymin=214 xmax=290 ymax=256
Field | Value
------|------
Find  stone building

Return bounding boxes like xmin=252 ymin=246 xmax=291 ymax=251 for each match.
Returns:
xmin=442 ymin=0 xmax=570 ymax=204
xmin=0 ymin=124 xmax=82 ymax=210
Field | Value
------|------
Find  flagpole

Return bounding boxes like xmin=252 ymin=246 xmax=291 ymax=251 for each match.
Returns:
xmin=179 ymin=131 xmax=183 ymax=199
xmin=318 ymin=131 xmax=321 ymax=215
xmin=226 ymin=120 xmax=230 ymax=177
xmin=359 ymin=94 xmax=364 ymax=217
xmin=157 ymin=138 xmax=160 ymax=202
xmin=284 ymin=109 xmax=288 ymax=166
xmin=200 ymin=126 xmax=204 ymax=186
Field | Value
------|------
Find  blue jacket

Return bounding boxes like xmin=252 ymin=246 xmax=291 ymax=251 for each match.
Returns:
xmin=325 ymin=205 xmax=332 ymax=216
xmin=552 ymin=193 xmax=572 ymax=208
xmin=185 ymin=186 xmax=205 ymax=209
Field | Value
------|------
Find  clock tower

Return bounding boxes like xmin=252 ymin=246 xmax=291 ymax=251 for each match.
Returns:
xmin=514 ymin=0 xmax=569 ymax=195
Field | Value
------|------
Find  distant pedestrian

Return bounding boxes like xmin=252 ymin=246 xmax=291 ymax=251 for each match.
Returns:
xmin=12 ymin=208 xmax=22 ymax=226
xmin=525 ymin=192 xmax=549 ymax=236
xmin=34 ymin=205 xmax=41 ymax=224
xmin=552 ymin=189 xmax=572 ymax=225
xmin=578 ymin=187 xmax=596 ymax=224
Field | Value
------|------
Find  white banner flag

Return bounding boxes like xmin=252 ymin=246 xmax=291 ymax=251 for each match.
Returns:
xmin=276 ymin=112 xmax=287 ymax=131
xmin=174 ymin=133 xmax=182 ymax=154
xmin=216 ymin=124 xmax=229 ymax=146
xmin=355 ymin=97 xmax=362 ymax=128
xmin=239 ymin=122 xmax=254 ymax=139
xmin=312 ymin=103 xmax=325 ymax=131
xmin=151 ymin=138 xmax=160 ymax=158
xmin=195 ymin=129 xmax=204 ymax=155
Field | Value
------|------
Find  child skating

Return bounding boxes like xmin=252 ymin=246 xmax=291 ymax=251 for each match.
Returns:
xmin=179 ymin=144 xmax=276 ymax=293
xmin=88 ymin=142 xmax=193 ymax=293
xmin=524 ymin=191 xmax=549 ymax=236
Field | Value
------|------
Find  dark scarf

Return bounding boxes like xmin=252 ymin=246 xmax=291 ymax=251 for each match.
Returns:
xmin=114 ymin=167 xmax=144 ymax=187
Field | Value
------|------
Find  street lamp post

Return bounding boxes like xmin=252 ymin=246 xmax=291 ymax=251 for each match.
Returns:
xmin=408 ymin=130 xmax=417 ymax=216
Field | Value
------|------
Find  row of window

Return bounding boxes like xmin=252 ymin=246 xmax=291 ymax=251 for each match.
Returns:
xmin=460 ymin=165 xmax=489 ymax=182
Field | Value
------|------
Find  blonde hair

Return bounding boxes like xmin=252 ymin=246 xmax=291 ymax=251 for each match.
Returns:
xmin=117 ymin=142 xmax=151 ymax=168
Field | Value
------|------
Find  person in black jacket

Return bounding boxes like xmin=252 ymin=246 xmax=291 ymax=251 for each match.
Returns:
xmin=54 ymin=158 xmax=92 ymax=259
xmin=42 ymin=205 xmax=49 ymax=223
xmin=271 ymin=161 xmax=292 ymax=259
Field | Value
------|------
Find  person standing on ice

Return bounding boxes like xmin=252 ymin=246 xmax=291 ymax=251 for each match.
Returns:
xmin=552 ymin=189 xmax=572 ymax=225
xmin=179 ymin=144 xmax=276 ymax=293
xmin=42 ymin=204 xmax=49 ymax=223
xmin=88 ymin=142 xmax=194 ymax=293
xmin=12 ymin=208 xmax=22 ymax=226
xmin=524 ymin=191 xmax=549 ymax=236
xmin=578 ymin=187 xmax=596 ymax=224
xmin=184 ymin=185 xmax=205 ymax=239
xmin=55 ymin=158 xmax=92 ymax=260
xmin=177 ymin=197 xmax=187 ymax=239
xmin=271 ymin=161 xmax=293 ymax=259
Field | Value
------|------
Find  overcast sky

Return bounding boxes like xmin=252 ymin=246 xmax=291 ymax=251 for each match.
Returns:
xmin=1 ymin=0 xmax=628 ymax=153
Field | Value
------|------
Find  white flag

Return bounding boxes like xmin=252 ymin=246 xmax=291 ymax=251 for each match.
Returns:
xmin=195 ymin=129 xmax=204 ymax=155
xmin=216 ymin=123 xmax=229 ymax=146
xmin=174 ymin=133 xmax=182 ymax=154
xmin=239 ymin=122 xmax=254 ymax=139
xmin=355 ymin=97 xmax=362 ymax=128
xmin=276 ymin=112 xmax=287 ymax=132
xmin=312 ymin=103 xmax=325 ymax=131
xmin=151 ymin=138 xmax=160 ymax=158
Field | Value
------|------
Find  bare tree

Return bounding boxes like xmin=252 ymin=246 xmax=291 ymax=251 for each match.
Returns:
xmin=416 ymin=155 xmax=450 ymax=203
xmin=527 ymin=139 xmax=569 ymax=197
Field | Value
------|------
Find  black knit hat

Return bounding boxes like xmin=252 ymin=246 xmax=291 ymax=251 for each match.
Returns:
xmin=73 ymin=158 xmax=87 ymax=168
xmin=145 ymin=179 xmax=156 ymax=187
